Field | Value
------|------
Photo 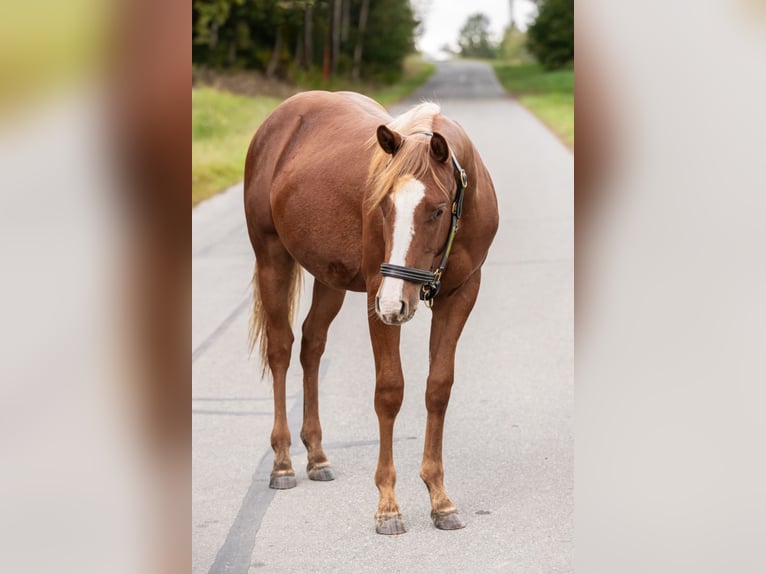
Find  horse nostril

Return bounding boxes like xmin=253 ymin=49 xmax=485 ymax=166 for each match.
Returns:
xmin=375 ymin=296 xmax=381 ymax=313
xmin=400 ymin=301 xmax=407 ymax=316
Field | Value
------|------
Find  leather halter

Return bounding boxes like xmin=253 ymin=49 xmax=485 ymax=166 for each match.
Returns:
xmin=379 ymin=133 xmax=467 ymax=308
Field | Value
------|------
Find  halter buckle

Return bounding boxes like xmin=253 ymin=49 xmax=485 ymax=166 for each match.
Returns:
xmin=421 ymin=281 xmax=440 ymax=307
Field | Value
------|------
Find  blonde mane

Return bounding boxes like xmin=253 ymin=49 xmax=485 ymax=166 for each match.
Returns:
xmin=366 ymin=102 xmax=449 ymax=211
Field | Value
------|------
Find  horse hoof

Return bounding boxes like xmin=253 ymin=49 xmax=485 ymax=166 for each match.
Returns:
xmin=432 ymin=510 xmax=466 ymax=530
xmin=269 ymin=473 xmax=297 ymax=490
xmin=375 ymin=514 xmax=407 ymax=535
xmin=307 ymin=464 xmax=335 ymax=481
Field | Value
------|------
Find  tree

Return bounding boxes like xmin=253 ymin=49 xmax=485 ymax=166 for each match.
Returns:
xmin=331 ymin=0 xmax=342 ymax=76
xmin=192 ymin=0 xmax=418 ymax=83
xmin=498 ymin=25 xmax=532 ymax=64
xmin=526 ymin=0 xmax=573 ymax=69
xmin=363 ymin=0 xmax=417 ymax=82
xmin=302 ymin=2 xmax=312 ymax=69
xmin=351 ymin=0 xmax=370 ymax=81
xmin=457 ymin=13 xmax=497 ymax=59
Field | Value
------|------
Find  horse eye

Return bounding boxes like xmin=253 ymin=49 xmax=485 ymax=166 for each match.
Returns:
xmin=432 ymin=207 xmax=445 ymax=220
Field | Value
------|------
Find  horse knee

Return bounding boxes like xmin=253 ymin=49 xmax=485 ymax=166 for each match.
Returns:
xmin=375 ymin=379 xmax=404 ymax=417
xmin=425 ymin=376 xmax=453 ymax=414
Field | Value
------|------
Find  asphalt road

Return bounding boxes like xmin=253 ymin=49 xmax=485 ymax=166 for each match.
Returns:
xmin=193 ymin=60 xmax=573 ymax=573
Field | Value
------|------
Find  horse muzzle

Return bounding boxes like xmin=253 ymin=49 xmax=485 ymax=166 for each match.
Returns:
xmin=374 ymin=279 xmax=417 ymax=325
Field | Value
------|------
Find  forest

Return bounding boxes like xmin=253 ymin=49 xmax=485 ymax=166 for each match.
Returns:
xmin=193 ymin=0 xmax=419 ymax=83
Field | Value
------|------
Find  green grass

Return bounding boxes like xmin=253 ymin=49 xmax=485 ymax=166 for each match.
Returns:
xmin=493 ymin=63 xmax=573 ymax=149
xmin=192 ymin=89 xmax=282 ymax=206
xmin=192 ymin=56 xmax=435 ymax=206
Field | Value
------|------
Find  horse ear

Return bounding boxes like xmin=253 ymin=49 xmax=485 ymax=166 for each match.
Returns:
xmin=430 ymin=132 xmax=449 ymax=163
xmin=376 ymin=125 xmax=403 ymax=156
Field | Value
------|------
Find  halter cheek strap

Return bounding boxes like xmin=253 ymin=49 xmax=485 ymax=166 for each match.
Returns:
xmin=379 ymin=139 xmax=467 ymax=308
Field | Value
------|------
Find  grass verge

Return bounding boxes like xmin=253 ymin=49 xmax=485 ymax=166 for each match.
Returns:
xmin=192 ymin=56 xmax=435 ymax=206
xmin=192 ymin=89 xmax=282 ymax=206
xmin=492 ymin=63 xmax=573 ymax=149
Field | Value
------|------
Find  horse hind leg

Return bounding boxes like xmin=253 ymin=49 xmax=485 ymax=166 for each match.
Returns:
xmin=250 ymin=237 xmax=303 ymax=489
xmin=299 ymin=280 xmax=345 ymax=481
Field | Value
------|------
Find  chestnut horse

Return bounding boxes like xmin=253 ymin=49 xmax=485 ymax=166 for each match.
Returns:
xmin=244 ymin=91 xmax=498 ymax=535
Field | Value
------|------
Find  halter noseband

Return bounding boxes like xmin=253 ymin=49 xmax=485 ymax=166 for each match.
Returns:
xmin=379 ymin=133 xmax=467 ymax=308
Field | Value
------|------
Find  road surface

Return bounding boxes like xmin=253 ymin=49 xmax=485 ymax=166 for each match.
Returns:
xmin=193 ymin=59 xmax=573 ymax=573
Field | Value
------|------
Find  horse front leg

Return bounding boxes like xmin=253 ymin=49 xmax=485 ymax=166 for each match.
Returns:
xmin=421 ymin=271 xmax=481 ymax=530
xmin=367 ymin=292 xmax=406 ymax=535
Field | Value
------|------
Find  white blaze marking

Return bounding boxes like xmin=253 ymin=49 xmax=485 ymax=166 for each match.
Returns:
xmin=378 ymin=177 xmax=425 ymax=316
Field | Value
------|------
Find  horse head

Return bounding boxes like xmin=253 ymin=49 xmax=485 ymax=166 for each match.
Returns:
xmin=372 ymin=126 xmax=457 ymax=325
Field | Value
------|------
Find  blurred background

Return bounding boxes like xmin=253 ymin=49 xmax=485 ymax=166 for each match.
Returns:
xmin=2 ymin=0 xmax=765 ymax=572
xmin=191 ymin=0 xmax=573 ymax=205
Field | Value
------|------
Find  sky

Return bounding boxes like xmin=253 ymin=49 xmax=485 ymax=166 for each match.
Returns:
xmin=415 ymin=0 xmax=538 ymax=57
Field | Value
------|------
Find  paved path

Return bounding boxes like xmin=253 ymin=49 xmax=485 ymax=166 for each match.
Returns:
xmin=193 ymin=60 xmax=573 ymax=573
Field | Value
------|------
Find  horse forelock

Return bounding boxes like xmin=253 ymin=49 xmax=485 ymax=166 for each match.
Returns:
xmin=387 ymin=101 xmax=441 ymax=134
xmin=365 ymin=102 xmax=449 ymax=211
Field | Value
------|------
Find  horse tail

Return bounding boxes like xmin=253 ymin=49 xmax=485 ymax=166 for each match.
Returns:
xmin=248 ymin=259 xmax=303 ymax=379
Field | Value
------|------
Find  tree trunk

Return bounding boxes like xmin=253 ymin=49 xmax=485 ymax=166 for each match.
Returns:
xmin=304 ymin=3 xmax=313 ymax=69
xmin=323 ymin=27 xmax=330 ymax=81
xmin=331 ymin=0 xmax=342 ymax=77
xmin=352 ymin=0 xmax=370 ymax=81
xmin=342 ymin=0 xmax=350 ymax=43
xmin=266 ymin=27 xmax=283 ymax=79
xmin=227 ymin=40 xmax=236 ymax=66
xmin=293 ymin=32 xmax=304 ymax=69
xmin=210 ymin=21 xmax=219 ymax=48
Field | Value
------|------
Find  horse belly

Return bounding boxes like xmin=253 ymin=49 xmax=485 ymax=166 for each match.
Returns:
xmin=301 ymin=255 xmax=366 ymax=292
xmin=274 ymin=198 xmax=366 ymax=292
